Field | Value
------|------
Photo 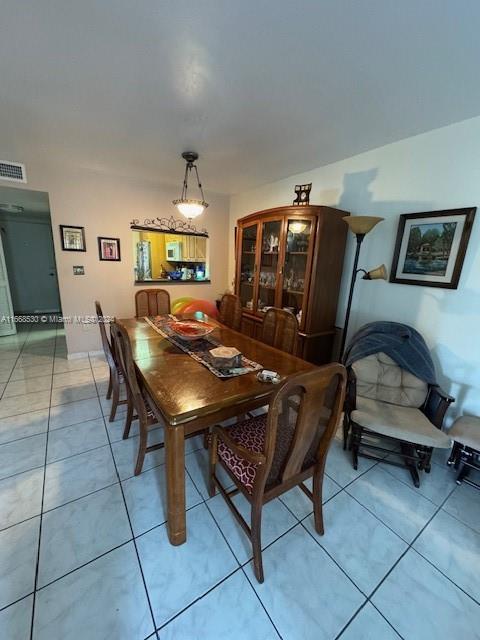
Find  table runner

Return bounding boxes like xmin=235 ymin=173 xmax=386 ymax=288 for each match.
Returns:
xmin=144 ymin=315 xmax=263 ymax=379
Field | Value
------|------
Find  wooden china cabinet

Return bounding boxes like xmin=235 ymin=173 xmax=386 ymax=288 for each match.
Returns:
xmin=235 ymin=205 xmax=350 ymax=364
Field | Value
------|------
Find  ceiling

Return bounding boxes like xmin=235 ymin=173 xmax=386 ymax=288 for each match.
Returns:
xmin=1 ymin=0 xmax=480 ymax=195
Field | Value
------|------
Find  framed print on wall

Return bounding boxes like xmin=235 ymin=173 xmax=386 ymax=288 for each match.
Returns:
xmin=60 ymin=225 xmax=86 ymax=251
xmin=98 ymin=236 xmax=121 ymax=261
xmin=390 ymin=207 xmax=476 ymax=289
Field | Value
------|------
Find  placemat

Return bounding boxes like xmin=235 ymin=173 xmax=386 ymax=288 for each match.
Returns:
xmin=144 ymin=315 xmax=263 ymax=379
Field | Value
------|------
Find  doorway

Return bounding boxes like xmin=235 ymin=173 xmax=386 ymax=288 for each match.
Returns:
xmin=0 ymin=186 xmax=61 ymax=317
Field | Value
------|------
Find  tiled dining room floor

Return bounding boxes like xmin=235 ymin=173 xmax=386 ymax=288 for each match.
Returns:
xmin=0 ymin=323 xmax=479 ymax=640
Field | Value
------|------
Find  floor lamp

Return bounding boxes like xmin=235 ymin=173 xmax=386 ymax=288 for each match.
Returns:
xmin=339 ymin=216 xmax=387 ymax=358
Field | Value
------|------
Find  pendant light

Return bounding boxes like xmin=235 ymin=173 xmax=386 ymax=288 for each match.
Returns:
xmin=172 ymin=151 xmax=209 ymax=219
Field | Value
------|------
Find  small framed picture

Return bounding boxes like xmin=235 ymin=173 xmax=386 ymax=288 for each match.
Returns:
xmin=98 ymin=237 xmax=121 ymax=261
xmin=390 ymin=207 xmax=476 ymax=289
xmin=60 ymin=225 xmax=86 ymax=252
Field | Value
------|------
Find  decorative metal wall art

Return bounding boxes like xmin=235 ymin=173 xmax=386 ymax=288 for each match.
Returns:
xmin=130 ymin=216 xmax=208 ymax=237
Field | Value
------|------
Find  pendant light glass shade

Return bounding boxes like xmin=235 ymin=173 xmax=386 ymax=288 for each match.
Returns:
xmin=174 ymin=200 xmax=206 ymax=219
xmin=173 ymin=151 xmax=209 ymax=220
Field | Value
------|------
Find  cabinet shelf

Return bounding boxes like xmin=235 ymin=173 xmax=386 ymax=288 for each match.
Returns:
xmin=235 ymin=205 xmax=350 ymax=365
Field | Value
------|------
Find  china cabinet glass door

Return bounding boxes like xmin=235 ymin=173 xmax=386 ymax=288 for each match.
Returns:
xmin=238 ymin=223 xmax=258 ymax=311
xmin=281 ymin=217 xmax=314 ymax=327
xmin=257 ymin=218 xmax=283 ymax=315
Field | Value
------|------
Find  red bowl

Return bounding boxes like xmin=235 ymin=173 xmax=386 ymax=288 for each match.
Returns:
xmin=168 ymin=319 xmax=214 ymax=341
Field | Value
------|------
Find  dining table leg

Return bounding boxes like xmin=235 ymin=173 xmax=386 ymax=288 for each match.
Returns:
xmin=165 ymin=423 xmax=186 ymax=545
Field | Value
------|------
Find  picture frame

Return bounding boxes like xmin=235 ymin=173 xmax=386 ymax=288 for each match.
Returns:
xmin=390 ymin=207 xmax=476 ymax=289
xmin=60 ymin=225 xmax=86 ymax=252
xmin=98 ymin=236 xmax=121 ymax=261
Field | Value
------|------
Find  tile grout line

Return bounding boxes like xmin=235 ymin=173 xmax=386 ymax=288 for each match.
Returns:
xmin=29 ymin=323 xmax=58 ymax=640
xmin=88 ymin=354 xmax=161 ymax=640
xmin=201 ymin=484 xmax=284 ymax=639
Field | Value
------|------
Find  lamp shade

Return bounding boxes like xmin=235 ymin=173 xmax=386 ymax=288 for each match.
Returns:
xmin=363 ymin=264 xmax=388 ymax=280
xmin=343 ymin=216 xmax=384 ymax=235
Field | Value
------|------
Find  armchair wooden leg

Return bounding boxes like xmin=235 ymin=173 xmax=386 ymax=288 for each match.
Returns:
xmin=351 ymin=424 xmax=360 ymax=470
xmin=312 ymin=469 xmax=324 ymax=536
xmin=251 ymin=500 xmax=264 ymax=583
xmin=447 ymin=441 xmax=462 ymax=467
xmin=343 ymin=414 xmax=350 ymax=450
xmin=456 ymin=458 xmax=470 ymax=485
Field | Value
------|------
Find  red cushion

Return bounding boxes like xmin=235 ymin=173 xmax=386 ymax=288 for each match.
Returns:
xmin=217 ymin=414 xmax=267 ymax=493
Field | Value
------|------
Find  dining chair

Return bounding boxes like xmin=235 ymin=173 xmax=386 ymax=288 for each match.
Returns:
xmin=111 ymin=321 xmax=204 ymax=475
xmin=135 ymin=288 xmax=171 ymax=317
xmin=209 ymin=363 xmax=346 ymax=582
xmin=218 ymin=293 xmax=242 ymax=331
xmin=262 ymin=307 xmax=299 ymax=354
xmin=95 ymin=300 xmax=127 ymax=421
xmin=110 ymin=320 xmax=165 ymax=475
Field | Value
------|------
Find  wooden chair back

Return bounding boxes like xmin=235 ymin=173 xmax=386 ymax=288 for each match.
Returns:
xmin=262 ymin=308 xmax=299 ymax=354
xmin=95 ymin=300 xmax=116 ymax=370
xmin=218 ymin=293 xmax=242 ymax=331
xmin=262 ymin=363 xmax=346 ymax=488
xmin=135 ymin=289 xmax=171 ymax=317
xmin=110 ymin=321 xmax=150 ymax=425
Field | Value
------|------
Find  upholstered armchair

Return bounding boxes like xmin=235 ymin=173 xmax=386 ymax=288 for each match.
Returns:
xmin=343 ymin=351 xmax=454 ymax=487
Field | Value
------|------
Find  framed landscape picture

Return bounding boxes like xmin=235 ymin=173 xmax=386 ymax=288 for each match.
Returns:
xmin=390 ymin=208 xmax=476 ymax=289
xmin=98 ymin=236 xmax=121 ymax=261
xmin=60 ymin=225 xmax=86 ymax=252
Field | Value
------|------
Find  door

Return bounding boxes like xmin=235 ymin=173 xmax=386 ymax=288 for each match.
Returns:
xmin=257 ymin=217 xmax=284 ymax=315
xmin=0 ymin=231 xmax=16 ymax=336
xmin=236 ymin=222 xmax=259 ymax=312
xmin=2 ymin=220 xmax=61 ymax=313
xmin=280 ymin=216 xmax=316 ymax=330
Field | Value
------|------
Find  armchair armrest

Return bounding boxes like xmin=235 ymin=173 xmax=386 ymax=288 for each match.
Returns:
xmin=212 ymin=425 xmax=266 ymax=465
xmin=422 ymin=384 xmax=455 ymax=429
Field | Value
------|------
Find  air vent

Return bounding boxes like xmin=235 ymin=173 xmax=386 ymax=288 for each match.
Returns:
xmin=0 ymin=161 xmax=27 ymax=183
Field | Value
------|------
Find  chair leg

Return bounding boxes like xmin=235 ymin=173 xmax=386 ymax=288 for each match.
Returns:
xmin=134 ymin=420 xmax=148 ymax=476
xmin=351 ymin=424 xmax=360 ymax=470
xmin=447 ymin=441 xmax=462 ymax=467
xmin=251 ymin=501 xmax=264 ymax=583
xmin=455 ymin=459 xmax=470 ymax=485
xmin=312 ymin=469 xmax=324 ymax=536
xmin=109 ymin=371 xmax=120 ymax=422
xmin=208 ymin=433 xmax=218 ymax=498
xmin=123 ymin=398 xmax=134 ymax=440
xmin=106 ymin=370 xmax=113 ymax=400
xmin=343 ymin=413 xmax=350 ymax=450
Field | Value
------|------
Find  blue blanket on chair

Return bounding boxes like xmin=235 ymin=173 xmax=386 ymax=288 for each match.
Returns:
xmin=343 ymin=321 xmax=436 ymax=384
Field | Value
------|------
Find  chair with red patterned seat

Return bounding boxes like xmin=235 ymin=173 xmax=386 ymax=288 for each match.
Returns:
xmin=208 ymin=363 xmax=346 ymax=582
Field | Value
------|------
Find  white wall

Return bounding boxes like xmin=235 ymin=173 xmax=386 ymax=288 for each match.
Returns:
xmin=229 ymin=116 xmax=480 ymax=422
xmin=2 ymin=159 xmax=230 ymax=354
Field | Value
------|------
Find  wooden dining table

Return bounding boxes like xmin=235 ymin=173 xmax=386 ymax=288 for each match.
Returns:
xmin=117 ymin=313 xmax=315 ymax=545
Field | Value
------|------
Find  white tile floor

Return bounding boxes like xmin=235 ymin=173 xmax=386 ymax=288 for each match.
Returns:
xmin=0 ymin=324 xmax=479 ymax=640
